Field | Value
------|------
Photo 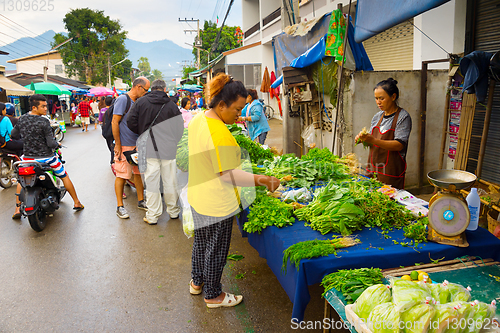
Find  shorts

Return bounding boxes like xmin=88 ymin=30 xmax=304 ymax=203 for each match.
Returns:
xmin=81 ymin=117 xmax=90 ymax=125
xmin=22 ymin=155 xmax=67 ymax=178
xmin=113 ymin=146 xmax=139 ymax=180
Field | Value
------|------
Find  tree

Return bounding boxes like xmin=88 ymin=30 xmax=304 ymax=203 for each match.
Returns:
xmin=193 ymin=21 xmax=240 ymax=68
xmin=115 ymin=59 xmax=133 ymax=86
xmin=53 ymin=8 xmax=128 ymax=85
xmin=137 ymin=57 xmax=151 ymax=75
xmin=151 ymin=69 xmax=164 ymax=81
xmin=182 ymin=65 xmax=197 ymax=85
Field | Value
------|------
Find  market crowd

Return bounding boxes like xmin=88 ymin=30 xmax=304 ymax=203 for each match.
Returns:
xmin=1 ymin=73 xmax=276 ymax=309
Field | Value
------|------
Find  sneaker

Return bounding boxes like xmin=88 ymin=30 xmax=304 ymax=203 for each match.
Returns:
xmin=143 ymin=216 xmax=157 ymax=225
xmin=138 ymin=200 xmax=148 ymax=211
xmin=116 ymin=206 xmax=129 ymax=219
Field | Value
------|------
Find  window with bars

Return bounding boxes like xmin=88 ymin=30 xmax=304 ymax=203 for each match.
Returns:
xmin=226 ymin=64 xmax=262 ymax=89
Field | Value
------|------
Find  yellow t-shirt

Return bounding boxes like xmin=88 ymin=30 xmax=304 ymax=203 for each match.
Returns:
xmin=187 ymin=112 xmax=241 ymax=217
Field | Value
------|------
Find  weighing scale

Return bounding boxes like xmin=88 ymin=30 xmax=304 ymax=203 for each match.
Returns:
xmin=427 ymin=170 xmax=477 ymax=247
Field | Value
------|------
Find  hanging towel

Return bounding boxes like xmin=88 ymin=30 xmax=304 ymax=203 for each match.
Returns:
xmin=459 ymin=51 xmax=493 ymax=103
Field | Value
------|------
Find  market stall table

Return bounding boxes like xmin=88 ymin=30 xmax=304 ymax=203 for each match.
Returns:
xmin=236 ymin=212 xmax=500 ymax=322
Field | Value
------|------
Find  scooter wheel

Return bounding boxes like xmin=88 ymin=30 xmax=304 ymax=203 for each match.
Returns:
xmin=0 ymin=159 xmax=13 ymax=188
xmin=28 ymin=210 xmax=46 ymax=232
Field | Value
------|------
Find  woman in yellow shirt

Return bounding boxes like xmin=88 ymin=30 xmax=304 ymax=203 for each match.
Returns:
xmin=188 ymin=73 xmax=280 ymax=308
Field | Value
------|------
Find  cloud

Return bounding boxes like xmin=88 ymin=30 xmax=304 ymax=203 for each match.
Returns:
xmin=0 ymin=0 xmax=242 ymax=48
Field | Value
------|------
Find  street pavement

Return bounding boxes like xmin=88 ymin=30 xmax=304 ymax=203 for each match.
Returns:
xmin=0 ymin=125 xmax=325 ymax=332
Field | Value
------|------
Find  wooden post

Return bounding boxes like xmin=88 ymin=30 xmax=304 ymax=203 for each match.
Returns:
xmin=476 ymin=79 xmax=496 ymax=178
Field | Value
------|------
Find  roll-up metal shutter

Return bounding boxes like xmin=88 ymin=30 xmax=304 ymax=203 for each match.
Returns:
xmin=466 ymin=0 xmax=500 ymax=183
xmin=362 ymin=19 xmax=414 ymax=71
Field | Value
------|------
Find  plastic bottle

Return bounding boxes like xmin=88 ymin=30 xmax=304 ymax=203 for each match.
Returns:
xmin=466 ymin=188 xmax=480 ymax=231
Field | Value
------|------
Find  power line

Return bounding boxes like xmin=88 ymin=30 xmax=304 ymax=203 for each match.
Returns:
xmin=409 ymin=20 xmax=451 ymax=56
xmin=0 ymin=14 xmax=54 ymax=46
xmin=211 ymin=0 xmax=235 ymax=53
xmin=212 ymin=0 xmax=224 ymax=23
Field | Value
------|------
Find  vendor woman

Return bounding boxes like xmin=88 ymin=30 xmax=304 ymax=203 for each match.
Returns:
xmin=355 ymin=78 xmax=412 ymax=189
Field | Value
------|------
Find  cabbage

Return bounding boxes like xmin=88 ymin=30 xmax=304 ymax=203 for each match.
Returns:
xmin=182 ymin=210 xmax=195 ymax=238
xmin=446 ymin=302 xmax=474 ymax=333
xmin=391 ymin=279 xmax=432 ymax=312
xmin=462 ymin=301 xmax=495 ymax=333
xmin=353 ymin=284 xmax=392 ymax=319
xmin=368 ymin=302 xmax=401 ymax=333
xmin=429 ymin=304 xmax=459 ymax=333
xmin=400 ymin=304 xmax=435 ymax=333
xmin=428 ymin=283 xmax=450 ymax=304
xmin=447 ymin=283 xmax=471 ymax=303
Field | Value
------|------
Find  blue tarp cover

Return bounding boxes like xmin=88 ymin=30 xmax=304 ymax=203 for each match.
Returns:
xmin=271 ymin=16 xmax=373 ymax=89
xmin=354 ymin=0 xmax=451 ymax=43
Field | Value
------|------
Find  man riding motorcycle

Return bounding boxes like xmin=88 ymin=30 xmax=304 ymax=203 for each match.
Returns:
xmin=11 ymin=94 xmax=84 ymax=219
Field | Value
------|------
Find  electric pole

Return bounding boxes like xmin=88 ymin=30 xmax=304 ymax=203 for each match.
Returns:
xmin=179 ymin=18 xmax=201 ymax=84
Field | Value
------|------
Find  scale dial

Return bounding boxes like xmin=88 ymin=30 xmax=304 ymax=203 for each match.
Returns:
xmin=428 ymin=195 xmax=470 ymax=237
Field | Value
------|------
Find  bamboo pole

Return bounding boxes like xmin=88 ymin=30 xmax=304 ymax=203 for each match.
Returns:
xmin=476 ymin=80 xmax=496 ymax=178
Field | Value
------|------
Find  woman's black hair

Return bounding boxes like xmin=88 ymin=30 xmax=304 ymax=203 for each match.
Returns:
xmin=247 ymin=89 xmax=258 ymax=100
xmin=105 ymin=96 xmax=113 ymax=106
xmin=208 ymin=74 xmax=248 ymax=109
xmin=0 ymin=102 xmax=5 ymax=112
xmin=374 ymin=78 xmax=399 ymax=100
xmin=181 ymin=97 xmax=190 ymax=109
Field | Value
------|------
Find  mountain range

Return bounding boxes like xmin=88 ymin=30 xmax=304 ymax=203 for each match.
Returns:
xmin=0 ymin=30 xmax=193 ymax=81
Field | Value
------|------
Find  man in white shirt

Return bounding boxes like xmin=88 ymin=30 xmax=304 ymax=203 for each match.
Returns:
xmin=90 ymin=98 xmax=100 ymax=129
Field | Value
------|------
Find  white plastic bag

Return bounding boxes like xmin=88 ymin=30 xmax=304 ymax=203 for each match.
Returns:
xmin=282 ymin=188 xmax=312 ymax=202
xmin=180 ymin=185 xmax=194 ymax=238
xmin=301 ymin=124 xmax=316 ymax=148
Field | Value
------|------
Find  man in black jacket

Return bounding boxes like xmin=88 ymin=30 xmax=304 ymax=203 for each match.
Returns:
xmin=128 ymin=79 xmax=184 ymax=225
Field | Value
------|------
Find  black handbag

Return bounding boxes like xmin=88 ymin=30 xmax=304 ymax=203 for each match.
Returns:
xmin=123 ymin=149 xmax=138 ymax=165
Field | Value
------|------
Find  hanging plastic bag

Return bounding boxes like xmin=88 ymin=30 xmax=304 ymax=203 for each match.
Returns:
xmin=301 ymin=124 xmax=316 ymax=148
xmin=180 ymin=186 xmax=194 ymax=238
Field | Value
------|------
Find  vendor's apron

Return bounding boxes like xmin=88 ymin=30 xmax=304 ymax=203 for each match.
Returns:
xmin=366 ymin=109 xmax=407 ymax=189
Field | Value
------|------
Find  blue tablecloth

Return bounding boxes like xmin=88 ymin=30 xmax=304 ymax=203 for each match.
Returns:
xmin=236 ymin=214 xmax=500 ymax=322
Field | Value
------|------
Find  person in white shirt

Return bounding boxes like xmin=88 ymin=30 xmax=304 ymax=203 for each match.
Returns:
xmin=90 ymin=98 xmax=100 ymax=129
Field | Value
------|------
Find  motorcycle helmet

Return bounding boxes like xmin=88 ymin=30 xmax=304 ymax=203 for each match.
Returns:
xmin=490 ymin=51 xmax=500 ymax=82
xmin=4 ymin=103 xmax=15 ymax=116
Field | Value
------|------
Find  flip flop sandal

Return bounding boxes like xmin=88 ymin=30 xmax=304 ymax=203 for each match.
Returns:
xmin=73 ymin=205 xmax=84 ymax=212
xmin=12 ymin=212 xmax=22 ymax=220
xmin=189 ymin=279 xmax=204 ymax=295
xmin=206 ymin=292 xmax=243 ymax=308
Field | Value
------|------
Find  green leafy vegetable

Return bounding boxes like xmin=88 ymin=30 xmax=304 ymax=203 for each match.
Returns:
xmin=321 ymin=267 xmax=384 ymax=304
xmin=244 ymin=191 xmax=295 ymax=234
xmin=282 ymin=237 xmax=360 ymax=272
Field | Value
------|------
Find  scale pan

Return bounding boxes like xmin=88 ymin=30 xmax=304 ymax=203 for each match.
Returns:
xmin=427 ymin=170 xmax=476 ymax=190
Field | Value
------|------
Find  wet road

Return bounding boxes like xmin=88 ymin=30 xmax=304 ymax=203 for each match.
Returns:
xmin=0 ymin=126 xmax=324 ymax=332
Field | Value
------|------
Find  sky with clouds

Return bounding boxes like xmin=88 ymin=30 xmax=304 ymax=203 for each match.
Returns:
xmin=0 ymin=0 xmax=242 ymax=49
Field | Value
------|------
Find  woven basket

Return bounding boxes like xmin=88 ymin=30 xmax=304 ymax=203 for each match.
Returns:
xmin=487 ymin=209 xmax=500 ymax=234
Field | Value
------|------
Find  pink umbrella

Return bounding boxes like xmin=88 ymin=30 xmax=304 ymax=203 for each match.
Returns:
xmin=88 ymin=87 xmax=114 ymax=96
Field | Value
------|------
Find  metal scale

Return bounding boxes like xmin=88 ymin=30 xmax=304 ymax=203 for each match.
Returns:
xmin=427 ymin=170 xmax=477 ymax=247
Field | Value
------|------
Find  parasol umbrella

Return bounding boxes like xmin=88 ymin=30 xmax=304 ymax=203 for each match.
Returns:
xmin=25 ymin=81 xmax=71 ymax=96
xmin=88 ymin=87 xmax=114 ymax=96
xmin=260 ymin=67 xmax=271 ymax=93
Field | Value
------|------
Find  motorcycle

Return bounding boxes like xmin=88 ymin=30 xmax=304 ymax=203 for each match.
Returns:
xmin=43 ymin=114 xmax=64 ymax=143
xmin=14 ymin=149 xmax=67 ymax=232
xmin=0 ymin=148 xmax=21 ymax=188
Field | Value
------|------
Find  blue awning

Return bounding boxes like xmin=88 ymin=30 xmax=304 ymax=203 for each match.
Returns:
xmin=271 ymin=16 xmax=373 ymax=89
xmin=354 ymin=0 xmax=451 ymax=43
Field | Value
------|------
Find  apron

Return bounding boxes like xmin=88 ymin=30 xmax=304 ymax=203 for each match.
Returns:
xmin=366 ymin=108 xmax=407 ymax=189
